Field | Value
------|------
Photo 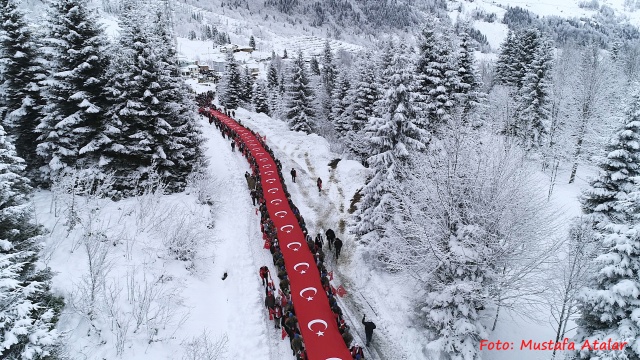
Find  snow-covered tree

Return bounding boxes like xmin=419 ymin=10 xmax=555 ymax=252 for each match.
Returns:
xmin=351 ymin=44 xmax=427 ymax=242
xmin=415 ymin=21 xmax=458 ymax=132
xmin=285 ymin=51 xmax=315 ymax=133
xmin=267 ymin=62 xmax=279 ymax=89
xmin=0 ymin=0 xmax=47 ymax=178
xmin=331 ymin=69 xmax=351 ymax=135
xmin=37 ymin=0 xmax=110 ymax=182
xmin=580 ymin=84 xmax=640 ymax=228
xmin=253 ymin=80 xmax=269 ymax=114
xmin=240 ymin=65 xmax=254 ymax=103
xmin=321 ymin=40 xmax=337 ymax=96
xmin=514 ymin=34 xmax=553 ymax=150
xmin=309 ymin=56 xmax=320 ymax=76
xmin=101 ymin=3 xmax=203 ymax=195
xmin=0 ymin=125 xmax=63 ymax=358
xmin=249 ymin=35 xmax=255 ymax=49
xmin=455 ymin=26 xmax=483 ymax=121
xmin=219 ymin=51 xmax=241 ymax=109
xmin=344 ymin=55 xmax=380 ymax=161
xmin=574 ymin=85 xmax=640 ymax=360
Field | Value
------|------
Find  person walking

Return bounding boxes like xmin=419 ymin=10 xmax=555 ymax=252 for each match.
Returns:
xmin=334 ymin=238 xmax=343 ymax=260
xmin=290 ymin=168 xmax=297 ymax=183
xmin=231 ymin=141 xmax=236 ymax=152
xmin=325 ymin=228 xmax=335 ymax=250
xmin=317 ymin=177 xmax=322 ymax=194
xmin=362 ymin=315 xmax=377 ymax=347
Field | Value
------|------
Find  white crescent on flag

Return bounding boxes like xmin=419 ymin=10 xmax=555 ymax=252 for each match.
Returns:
xmin=266 ymin=178 xmax=276 ymax=184
xmin=299 ymin=287 xmax=318 ymax=301
xmin=274 ymin=211 xmax=287 ymax=218
xmin=286 ymin=241 xmax=301 ymax=251
xmin=270 ymin=199 xmax=282 ymax=205
xmin=267 ymin=188 xmax=279 ymax=194
xmin=293 ymin=262 xmax=310 ymax=274
xmin=307 ymin=319 xmax=328 ymax=336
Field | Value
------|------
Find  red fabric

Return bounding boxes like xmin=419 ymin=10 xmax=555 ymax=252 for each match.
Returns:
xmin=337 ymin=285 xmax=347 ymax=298
xmin=263 ymin=239 xmax=271 ymax=249
xmin=328 ymin=271 xmax=333 ymax=281
xmin=282 ymin=327 xmax=287 ymax=340
xmin=211 ymin=110 xmax=352 ymax=360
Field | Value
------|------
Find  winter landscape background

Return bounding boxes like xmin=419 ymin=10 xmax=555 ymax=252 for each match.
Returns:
xmin=1 ymin=0 xmax=640 ymax=359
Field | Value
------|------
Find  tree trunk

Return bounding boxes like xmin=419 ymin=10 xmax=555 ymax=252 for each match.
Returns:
xmin=569 ymin=121 xmax=587 ymax=184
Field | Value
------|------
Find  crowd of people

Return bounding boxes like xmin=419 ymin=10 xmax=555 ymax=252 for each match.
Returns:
xmin=196 ymin=93 xmax=374 ymax=360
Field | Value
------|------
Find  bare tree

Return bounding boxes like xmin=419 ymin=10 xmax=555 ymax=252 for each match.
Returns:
xmin=546 ymin=217 xmax=599 ymax=359
xmin=182 ymin=330 xmax=229 ymax=360
xmin=567 ymin=45 xmax=621 ymax=183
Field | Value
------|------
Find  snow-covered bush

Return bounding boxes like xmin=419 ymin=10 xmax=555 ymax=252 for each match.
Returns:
xmin=182 ymin=330 xmax=228 ymax=360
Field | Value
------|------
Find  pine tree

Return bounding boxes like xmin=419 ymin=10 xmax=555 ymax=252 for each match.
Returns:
xmin=0 ymin=0 xmax=47 ymax=178
xmin=344 ymin=55 xmax=380 ymax=161
xmin=321 ymin=40 xmax=337 ymax=96
xmin=0 ymin=125 xmax=63 ymax=358
xmin=249 ymin=35 xmax=255 ymax=49
xmin=581 ymin=85 xmax=640 ymax=228
xmin=352 ymin=44 xmax=427 ymax=240
xmin=148 ymin=9 xmax=204 ymax=193
xmin=310 ymin=57 xmax=320 ymax=76
xmin=515 ymin=35 xmax=553 ymax=150
xmin=455 ymin=26 xmax=483 ymax=120
xmin=241 ymin=65 xmax=254 ymax=103
xmin=254 ymin=80 xmax=270 ymax=114
xmin=283 ymin=49 xmax=288 ymax=59
xmin=574 ymin=86 xmax=640 ymax=360
xmin=285 ymin=51 xmax=315 ymax=133
xmin=495 ymin=30 xmax=520 ymax=87
xmin=101 ymin=2 xmax=203 ymax=195
xmin=219 ymin=51 xmax=241 ymax=109
xmin=37 ymin=0 xmax=110 ymax=182
xmin=267 ymin=62 xmax=279 ymax=89
xmin=415 ymin=21 xmax=458 ymax=132
xmin=331 ymin=69 xmax=351 ymax=135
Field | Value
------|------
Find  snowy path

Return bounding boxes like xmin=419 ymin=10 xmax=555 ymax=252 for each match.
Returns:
xmin=234 ymin=110 xmax=409 ymax=360
xmin=200 ymin=117 xmax=292 ymax=360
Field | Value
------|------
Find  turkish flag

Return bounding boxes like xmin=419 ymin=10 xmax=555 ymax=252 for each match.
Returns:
xmin=337 ymin=285 xmax=347 ymax=298
xmin=328 ymin=271 xmax=333 ymax=281
xmin=269 ymin=308 xmax=274 ymax=320
xmin=263 ymin=239 xmax=270 ymax=249
xmin=255 ymin=208 xmax=259 ymax=215
xmin=281 ymin=327 xmax=287 ymax=340
xmin=331 ymin=285 xmax=337 ymax=295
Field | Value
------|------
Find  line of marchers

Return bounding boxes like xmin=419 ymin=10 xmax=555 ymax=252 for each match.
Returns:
xmin=521 ymin=338 xmax=628 ymax=351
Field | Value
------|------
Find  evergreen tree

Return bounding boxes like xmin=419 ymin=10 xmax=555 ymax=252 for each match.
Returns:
xmin=415 ymin=21 xmax=458 ymax=132
xmin=0 ymin=125 xmax=63 ymax=358
xmin=455 ymin=26 xmax=484 ymax=120
xmin=321 ymin=40 xmax=337 ymax=95
xmin=241 ymin=66 xmax=254 ymax=103
xmin=101 ymin=3 xmax=203 ymax=195
xmin=249 ymin=35 xmax=255 ymax=49
xmin=310 ymin=57 xmax=320 ymax=76
xmin=149 ymin=9 xmax=205 ymax=192
xmin=331 ymin=69 xmax=351 ymax=135
xmin=0 ymin=0 xmax=47 ymax=178
xmin=267 ymin=62 xmax=279 ymax=89
xmin=285 ymin=51 xmax=314 ymax=133
xmin=344 ymin=55 xmax=380 ymax=161
xmin=495 ymin=30 xmax=520 ymax=87
xmin=37 ymin=0 xmax=110 ymax=182
xmin=283 ymin=49 xmax=288 ymax=59
xmin=575 ymin=87 xmax=640 ymax=360
xmin=515 ymin=35 xmax=553 ymax=150
xmin=253 ymin=80 xmax=270 ymax=114
xmin=219 ymin=51 xmax=241 ymax=109
xmin=352 ymin=44 xmax=427 ymax=240
xmin=580 ymin=85 xmax=640 ymax=228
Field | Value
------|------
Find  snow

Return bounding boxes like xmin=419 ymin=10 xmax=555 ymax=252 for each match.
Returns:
xmin=34 ymin=114 xmax=295 ymax=359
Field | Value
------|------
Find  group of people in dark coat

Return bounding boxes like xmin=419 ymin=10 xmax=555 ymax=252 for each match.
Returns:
xmin=196 ymin=94 xmax=376 ymax=360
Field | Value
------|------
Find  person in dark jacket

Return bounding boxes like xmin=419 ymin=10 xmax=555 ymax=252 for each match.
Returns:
xmin=231 ymin=141 xmax=235 ymax=152
xmin=342 ymin=330 xmax=354 ymax=347
xmin=362 ymin=315 xmax=376 ymax=346
xmin=265 ymin=289 xmax=276 ymax=309
xmin=316 ymin=177 xmax=322 ymax=193
xmin=325 ymin=228 xmax=335 ymax=250
xmin=290 ymin=168 xmax=297 ymax=183
xmin=291 ymin=333 xmax=304 ymax=356
xmin=334 ymin=238 xmax=343 ymax=259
